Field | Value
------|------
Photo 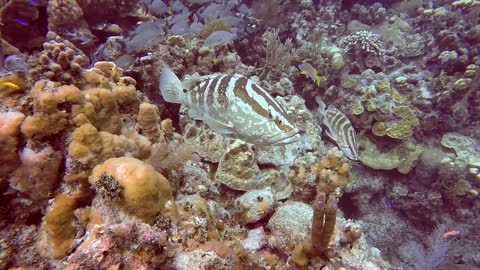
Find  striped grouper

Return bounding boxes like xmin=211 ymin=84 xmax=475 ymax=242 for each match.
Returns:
xmin=159 ymin=68 xmax=300 ymax=145
xmin=316 ymin=97 xmax=359 ymax=160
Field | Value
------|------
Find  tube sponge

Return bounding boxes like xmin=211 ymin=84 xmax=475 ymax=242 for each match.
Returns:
xmin=311 ymin=192 xmax=338 ymax=257
xmin=89 ymin=157 xmax=175 ymax=224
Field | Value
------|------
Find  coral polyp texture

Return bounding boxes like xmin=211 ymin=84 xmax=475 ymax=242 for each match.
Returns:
xmin=1 ymin=0 xmax=480 ymax=269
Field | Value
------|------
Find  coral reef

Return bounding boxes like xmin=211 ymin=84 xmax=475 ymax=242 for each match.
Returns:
xmin=2 ymin=0 xmax=480 ymax=269
xmin=214 ymin=140 xmax=260 ymax=191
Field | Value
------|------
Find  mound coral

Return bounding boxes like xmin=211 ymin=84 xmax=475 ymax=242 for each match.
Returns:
xmin=89 ymin=157 xmax=176 ymax=224
xmin=359 ymin=136 xmax=423 ymax=174
xmin=215 ymin=140 xmax=260 ymax=191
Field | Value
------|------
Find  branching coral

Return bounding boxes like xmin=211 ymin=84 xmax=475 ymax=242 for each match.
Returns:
xmin=311 ymin=148 xmax=352 ymax=194
xmin=68 ymin=123 xmax=136 ymax=166
xmin=84 ymin=61 xmax=124 ymax=86
xmin=340 ymin=31 xmax=385 ymax=58
xmin=77 ymin=87 xmax=123 ymax=134
xmin=31 ymin=36 xmax=89 ymax=84
xmin=137 ymin=103 xmax=164 ymax=144
xmin=259 ymin=29 xmax=298 ymax=80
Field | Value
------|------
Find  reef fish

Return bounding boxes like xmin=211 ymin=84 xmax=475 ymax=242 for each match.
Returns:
xmin=1 ymin=81 xmax=19 ymax=90
xmin=316 ymin=97 xmax=359 ymax=160
xmin=160 ymin=68 xmax=300 ymax=145
xmin=298 ymin=62 xmax=321 ymax=87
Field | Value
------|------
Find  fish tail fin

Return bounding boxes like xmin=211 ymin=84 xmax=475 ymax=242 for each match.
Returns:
xmin=316 ymin=96 xmax=326 ymax=113
xmin=159 ymin=68 xmax=184 ymax=104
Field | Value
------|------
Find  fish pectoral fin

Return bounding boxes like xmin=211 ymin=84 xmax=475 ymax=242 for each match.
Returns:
xmin=188 ymin=109 xmax=203 ymax=120
xmin=203 ymin=115 xmax=235 ymax=135
xmin=325 ymin=129 xmax=336 ymax=141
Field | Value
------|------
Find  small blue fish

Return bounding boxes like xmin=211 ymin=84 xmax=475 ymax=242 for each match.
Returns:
xmin=29 ymin=0 xmax=40 ymax=6
xmin=15 ymin=18 xmax=28 ymax=25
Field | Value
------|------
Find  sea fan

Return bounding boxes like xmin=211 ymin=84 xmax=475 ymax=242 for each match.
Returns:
xmin=403 ymin=224 xmax=456 ymax=270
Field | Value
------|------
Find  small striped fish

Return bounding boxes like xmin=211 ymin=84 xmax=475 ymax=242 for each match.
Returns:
xmin=159 ymin=68 xmax=300 ymax=145
xmin=316 ymin=97 xmax=359 ymax=160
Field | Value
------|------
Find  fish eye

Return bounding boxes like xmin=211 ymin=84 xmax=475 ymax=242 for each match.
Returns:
xmin=182 ymin=89 xmax=187 ymax=93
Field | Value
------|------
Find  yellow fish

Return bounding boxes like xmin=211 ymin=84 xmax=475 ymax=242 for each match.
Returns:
xmin=1 ymin=81 xmax=20 ymax=90
xmin=0 ymin=81 xmax=21 ymax=97
xmin=298 ymin=62 xmax=321 ymax=87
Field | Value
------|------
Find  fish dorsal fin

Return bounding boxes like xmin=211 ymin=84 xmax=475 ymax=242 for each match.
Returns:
xmin=182 ymin=73 xmax=219 ymax=90
xmin=203 ymin=114 xmax=235 ymax=135
xmin=316 ymin=96 xmax=326 ymax=114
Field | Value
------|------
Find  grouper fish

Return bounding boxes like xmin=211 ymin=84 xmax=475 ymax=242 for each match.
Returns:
xmin=159 ymin=68 xmax=300 ymax=145
xmin=316 ymin=96 xmax=359 ymax=160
